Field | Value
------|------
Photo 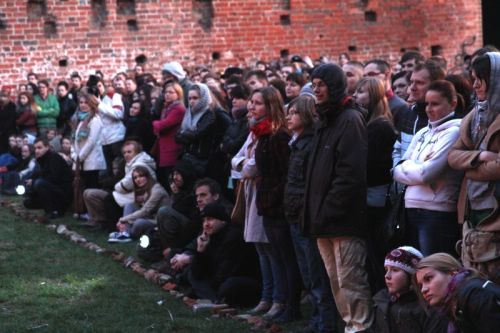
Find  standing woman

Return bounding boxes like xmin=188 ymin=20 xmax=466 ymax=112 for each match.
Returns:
xmin=253 ymin=87 xmax=301 ymax=322
xmin=74 ymin=91 xmax=106 ymax=191
xmin=448 ymin=52 xmax=500 ymax=283
xmin=152 ymin=82 xmax=186 ymax=187
xmin=414 ymin=253 xmax=500 ymax=332
xmin=15 ymin=92 xmax=38 ymax=143
xmin=353 ymin=77 xmax=397 ymax=289
xmin=394 ymin=80 xmax=462 ymax=256
xmin=175 ymin=83 xmax=216 ymax=177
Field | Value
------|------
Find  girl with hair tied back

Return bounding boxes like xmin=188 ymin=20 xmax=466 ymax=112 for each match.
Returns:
xmin=414 ymin=252 xmax=500 ymax=333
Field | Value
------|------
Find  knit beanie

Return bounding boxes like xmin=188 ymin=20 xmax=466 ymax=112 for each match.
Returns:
xmin=162 ymin=61 xmax=186 ymax=80
xmin=384 ymin=246 xmax=423 ymax=274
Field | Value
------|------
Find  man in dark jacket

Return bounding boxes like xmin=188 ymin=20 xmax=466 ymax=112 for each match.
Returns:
xmin=302 ymin=64 xmax=373 ymax=332
xmin=187 ymin=203 xmax=260 ymax=307
xmin=56 ymin=81 xmax=77 ymax=137
xmin=23 ymin=138 xmax=73 ymax=219
xmin=0 ymin=91 xmax=17 ymax=154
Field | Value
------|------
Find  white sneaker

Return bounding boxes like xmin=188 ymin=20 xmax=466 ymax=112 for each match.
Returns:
xmin=108 ymin=231 xmax=132 ymax=243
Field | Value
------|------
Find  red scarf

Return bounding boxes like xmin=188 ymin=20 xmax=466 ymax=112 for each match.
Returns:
xmin=250 ymin=118 xmax=273 ymax=138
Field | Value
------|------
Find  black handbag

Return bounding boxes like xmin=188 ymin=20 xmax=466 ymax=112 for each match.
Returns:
xmin=382 ymin=183 xmax=407 ymax=249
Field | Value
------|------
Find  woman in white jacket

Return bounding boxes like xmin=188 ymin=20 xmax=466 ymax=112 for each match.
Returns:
xmin=394 ymin=80 xmax=463 ymax=256
xmin=74 ymin=91 xmax=106 ymax=190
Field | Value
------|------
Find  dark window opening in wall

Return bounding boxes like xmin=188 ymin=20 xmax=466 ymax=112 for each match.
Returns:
xmin=58 ymin=59 xmax=68 ymax=67
xmin=91 ymin=0 xmax=107 ymax=28
xmin=400 ymin=47 xmax=406 ymax=53
xmin=192 ymin=0 xmax=214 ymax=32
xmin=27 ymin=0 xmax=47 ymax=19
xmin=44 ymin=18 xmax=57 ymax=38
xmin=280 ymin=49 xmax=290 ymax=59
xmin=431 ymin=45 xmax=443 ymax=56
xmin=280 ymin=14 xmax=291 ymax=25
xmin=364 ymin=10 xmax=377 ymax=22
xmin=127 ymin=19 xmax=139 ymax=31
xmin=348 ymin=45 xmax=357 ymax=52
xmin=0 ymin=16 xmax=6 ymax=30
xmin=318 ymin=34 xmax=324 ymax=39
xmin=211 ymin=51 xmax=220 ymax=61
xmin=482 ymin=0 xmax=500 ymax=50
xmin=117 ymin=0 xmax=136 ymax=15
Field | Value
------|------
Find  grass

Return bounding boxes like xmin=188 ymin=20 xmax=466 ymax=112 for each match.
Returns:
xmin=0 ymin=201 xmax=252 ymax=333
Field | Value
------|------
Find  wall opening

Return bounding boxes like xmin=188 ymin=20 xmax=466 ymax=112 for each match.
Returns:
xmin=348 ymin=45 xmax=357 ymax=52
xmin=27 ymin=0 xmax=47 ymax=19
xmin=135 ymin=54 xmax=147 ymax=65
xmin=0 ymin=15 xmax=6 ymax=30
xmin=91 ymin=0 xmax=107 ymax=28
xmin=482 ymin=0 xmax=500 ymax=49
xmin=280 ymin=14 xmax=291 ymax=25
xmin=127 ymin=19 xmax=139 ymax=31
xmin=44 ymin=17 xmax=57 ymax=38
xmin=117 ymin=0 xmax=136 ymax=15
xmin=364 ymin=10 xmax=377 ymax=22
xmin=211 ymin=51 xmax=221 ymax=61
xmin=192 ymin=0 xmax=214 ymax=32
xmin=58 ymin=59 xmax=68 ymax=67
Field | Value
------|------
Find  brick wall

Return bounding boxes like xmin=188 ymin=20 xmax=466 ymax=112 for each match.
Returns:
xmin=0 ymin=0 xmax=482 ymax=90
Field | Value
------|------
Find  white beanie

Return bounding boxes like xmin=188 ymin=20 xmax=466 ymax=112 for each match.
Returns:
xmin=162 ymin=61 xmax=186 ymax=80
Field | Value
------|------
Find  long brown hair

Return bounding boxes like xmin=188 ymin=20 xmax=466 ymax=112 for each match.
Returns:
xmin=78 ymin=90 xmax=100 ymax=129
xmin=287 ymin=95 xmax=316 ymax=130
xmin=132 ymin=165 xmax=156 ymax=202
xmin=17 ymin=91 xmax=37 ymax=114
xmin=356 ymin=77 xmax=392 ymax=125
xmin=252 ymin=87 xmax=287 ymax=134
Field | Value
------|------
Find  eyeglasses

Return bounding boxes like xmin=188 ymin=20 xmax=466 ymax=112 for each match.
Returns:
xmin=311 ymin=82 xmax=326 ymax=90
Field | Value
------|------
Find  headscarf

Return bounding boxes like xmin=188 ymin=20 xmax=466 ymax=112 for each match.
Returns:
xmin=180 ymin=83 xmax=212 ymax=131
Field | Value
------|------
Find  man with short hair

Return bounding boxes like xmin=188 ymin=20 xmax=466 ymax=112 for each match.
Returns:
xmin=393 ymin=60 xmax=446 ymax=165
xmin=244 ymin=70 xmax=269 ymax=92
xmin=400 ymin=51 xmax=425 ymax=73
xmin=35 ymin=80 xmax=60 ymax=137
xmin=69 ymin=72 xmax=83 ymax=103
xmin=27 ymin=72 xmax=38 ymax=85
xmin=83 ymin=140 xmax=156 ymax=230
xmin=342 ymin=61 xmax=364 ymax=95
xmin=364 ymin=59 xmax=409 ymax=120
xmin=23 ymin=138 xmax=73 ymax=219
xmin=304 ymin=64 xmax=373 ymax=333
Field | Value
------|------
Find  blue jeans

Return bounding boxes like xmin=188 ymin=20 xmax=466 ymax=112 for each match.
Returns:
xmin=254 ymin=242 xmax=278 ymax=303
xmin=406 ymin=208 xmax=460 ymax=256
xmin=122 ymin=203 xmax=156 ymax=239
xmin=290 ymin=223 xmax=338 ymax=333
xmin=263 ymin=217 xmax=301 ymax=309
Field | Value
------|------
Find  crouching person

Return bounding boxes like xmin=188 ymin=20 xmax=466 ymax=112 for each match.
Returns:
xmin=108 ymin=165 xmax=170 ymax=243
xmin=23 ymin=138 xmax=73 ymax=219
xmin=187 ymin=203 xmax=260 ymax=307
xmin=373 ymin=246 xmax=447 ymax=333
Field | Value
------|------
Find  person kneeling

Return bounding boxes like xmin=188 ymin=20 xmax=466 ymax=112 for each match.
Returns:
xmin=187 ymin=203 xmax=260 ymax=307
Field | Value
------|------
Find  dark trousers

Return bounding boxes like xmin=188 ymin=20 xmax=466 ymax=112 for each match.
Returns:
xmin=102 ymin=194 xmax=123 ymax=230
xmin=102 ymin=141 xmax=124 ymax=176
xmin=263 ymin=217 xmax=302 ymax=310
xmin=81 ymin=170 xmax=101 ymax=190
xmin=23 ymin=178 xmax=71 ymax=214
xmin=187 ymin=269 xmax=261 ymax=307
xmin=406 ymin=208 xmax=460 ymax=256
xmin=157 ymin=206 xmax=200 ymax=249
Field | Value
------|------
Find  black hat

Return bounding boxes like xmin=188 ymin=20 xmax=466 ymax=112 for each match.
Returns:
xmin=290 ymin=55 xmax=303 ymax=63
xmin=200 ymin=203 xmax=230 ymax=222
xmin=222 ymin=67 xmax=244 ymax=79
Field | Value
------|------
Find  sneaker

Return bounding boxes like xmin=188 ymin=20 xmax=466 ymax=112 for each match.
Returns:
xmin=108 ymin=231 xmax=132 ymax=243
xmin=108 ymin=231 xmax=121 ymax=238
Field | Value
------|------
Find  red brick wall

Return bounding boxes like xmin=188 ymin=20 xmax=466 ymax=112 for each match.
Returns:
xmin=0 ymin=0 xmax=482 ymax=90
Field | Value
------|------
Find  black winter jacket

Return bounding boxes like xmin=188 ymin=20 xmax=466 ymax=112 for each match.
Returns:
xmin=284 ymin=128 xmax=314 ymax=224
xmin=302 ymin=100 xmax=368 ymax=238
xmin=32 ymin=150 xmax=73 ymax=194
xmin=451 ymin=277 xmax=500 ymax=333
xmin=255 ymin=128 xmax=291 ymax=219
xmin=373 ymin=289 xmax=447 ymax=333
xmin=175 ymin=110 xmax=217 ymax=161
xmin=220 ymin=108 xmax=249 ymax=156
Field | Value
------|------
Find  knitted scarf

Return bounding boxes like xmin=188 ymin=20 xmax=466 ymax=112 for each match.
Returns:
xmin=250 ymin=118 xmax=272 ymax=138
xmin=180 ymin=83 xmax=212 ymax=131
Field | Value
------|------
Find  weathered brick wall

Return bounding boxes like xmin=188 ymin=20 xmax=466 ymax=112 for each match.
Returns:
xmin=0 ymin=0 xmax=482 ymax=90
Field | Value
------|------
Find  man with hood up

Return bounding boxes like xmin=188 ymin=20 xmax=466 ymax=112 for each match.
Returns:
xmin=302 ymin=64 xmax=373 ymax=332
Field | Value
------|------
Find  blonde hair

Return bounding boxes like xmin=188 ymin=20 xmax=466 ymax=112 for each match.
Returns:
xmin=78 ymin=91 xmax=100 ymax=118
xmin=164 ymin=82 xmax=184 ymax=107
xmin=356 ymin=77 xmax=392 ymax=125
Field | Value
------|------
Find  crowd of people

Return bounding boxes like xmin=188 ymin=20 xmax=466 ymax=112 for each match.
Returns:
xmin=0 ymin=47 xmax=499 ymax=333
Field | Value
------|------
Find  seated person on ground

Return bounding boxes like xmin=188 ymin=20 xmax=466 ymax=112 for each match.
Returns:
xmin=0 ymin=143 xmax=36 ymax=194
xmin=23 ymin=138 xmax=73 ymax=219
xmin=108 ymin=165 xmax=170 ymax=243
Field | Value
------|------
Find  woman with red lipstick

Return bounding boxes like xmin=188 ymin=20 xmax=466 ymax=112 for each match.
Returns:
xmin=373 ymin=246 xmax=446 ymax=333
xmin=415 ymin=253 xmax=500 ymax=333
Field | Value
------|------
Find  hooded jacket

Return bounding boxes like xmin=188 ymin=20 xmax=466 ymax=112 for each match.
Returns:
xmin=394 ymin=114 xmax=462 ymax=212
xmin=302 ymin=64 xmax=368 ymax=238
xmin=448 ymin=52 xmax=500 ymax=231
